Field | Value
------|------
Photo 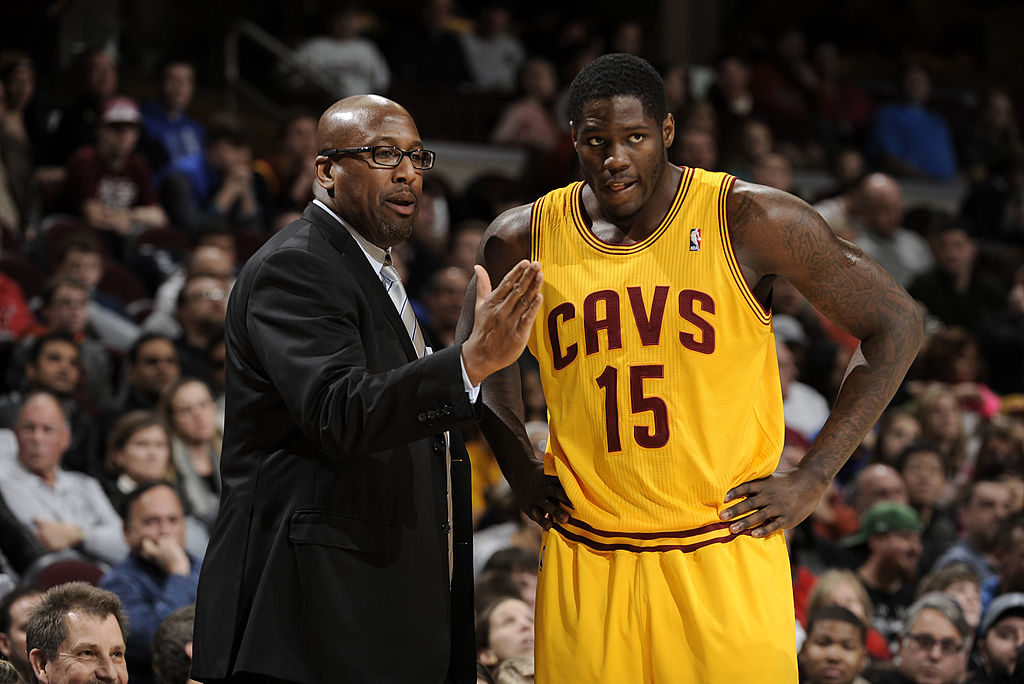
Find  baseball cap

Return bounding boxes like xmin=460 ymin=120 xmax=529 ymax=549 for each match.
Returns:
xmin=840 ymin=501 xmax=922 ymax=547
xmin=979 ymin=592 xmax=1024 ymax=637
xmin=101 ymin=96 xmax=141 ymax=125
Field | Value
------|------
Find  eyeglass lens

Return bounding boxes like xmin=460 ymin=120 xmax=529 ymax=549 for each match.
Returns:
xmin=909 ymin=633 xmax=961 ymax=655
xmin=372 ymin=146 xmax=434 ymax=169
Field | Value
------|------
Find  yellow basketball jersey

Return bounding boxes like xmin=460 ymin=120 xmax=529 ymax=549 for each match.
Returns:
xmin=527 ymin=167 xmax=785 ymax=534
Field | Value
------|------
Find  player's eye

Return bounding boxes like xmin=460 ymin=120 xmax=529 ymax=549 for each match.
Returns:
xmin=586 ymin=137 xmax=604 ymax=146
xmin=628 ymin=134 xmax=645 ymax=143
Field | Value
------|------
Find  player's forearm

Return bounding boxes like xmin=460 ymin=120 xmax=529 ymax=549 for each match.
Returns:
xmin=799 ymin=312 xmax=924 ymax=484
xmin=479 ymin=364 xmax=537 ymax=482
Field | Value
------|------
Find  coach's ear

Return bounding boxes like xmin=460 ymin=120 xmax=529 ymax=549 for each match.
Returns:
xmin=314 ymin=155 xmax=336 ymax=198
xmin=30 ymin=648 xmax=51 ymax=683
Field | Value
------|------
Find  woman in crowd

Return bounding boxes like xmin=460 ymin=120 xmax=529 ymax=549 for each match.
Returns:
xmin=477 ymin=596 xmax=535 ymax=671
xmin=868 ymin=410 xmax=924 ymax=470
xmin=159 ymin=377 xmax=222 ymax=528
xmin=103 ymin=409 xmax=209 ymax=557
xmin=804 ymin=568 xmax=892 ymax=662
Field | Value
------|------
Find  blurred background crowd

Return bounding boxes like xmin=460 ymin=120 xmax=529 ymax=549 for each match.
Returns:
xmin=1 ymin=1 xmax=1024 ymax=683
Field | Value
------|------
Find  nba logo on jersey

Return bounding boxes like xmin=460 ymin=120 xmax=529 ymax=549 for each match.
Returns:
xmin=689 ymin=226 xmax=702 ymax=251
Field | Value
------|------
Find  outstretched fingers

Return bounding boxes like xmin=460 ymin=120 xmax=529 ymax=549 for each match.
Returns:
xmin=473 ymin=264 xmax=492 ymax=303
xmin=492 ymin=260 xmax=543 ymax=308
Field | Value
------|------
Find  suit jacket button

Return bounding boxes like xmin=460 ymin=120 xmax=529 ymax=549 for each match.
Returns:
xmin=427 ymin=410 xmax=436 ymax=420
xmin=441 ymin=521 xmax=451 ymax=533
xmin=433 ymin=440 xmax=445 ymax=454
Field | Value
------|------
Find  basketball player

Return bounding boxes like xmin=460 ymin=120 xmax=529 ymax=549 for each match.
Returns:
xmin=456 ymin=53 xmax=924 ymax=682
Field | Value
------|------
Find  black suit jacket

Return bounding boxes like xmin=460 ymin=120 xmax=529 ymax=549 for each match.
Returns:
xmin=192 ymin=203 xmax=478 ymax=684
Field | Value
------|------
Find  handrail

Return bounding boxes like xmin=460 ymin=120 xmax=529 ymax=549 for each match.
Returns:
xmin=223 ymin=20 xmax=338 ymax=120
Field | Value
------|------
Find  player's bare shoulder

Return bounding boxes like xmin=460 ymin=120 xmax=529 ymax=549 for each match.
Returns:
xmin=725 ymin=178 xmax=840 ymax=279
xmin=481 ymin=202 xmax=534 ymax=282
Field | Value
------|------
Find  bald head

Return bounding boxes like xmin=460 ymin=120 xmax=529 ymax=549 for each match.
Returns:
xmin=315 ymin=95 xmax=415 ymax=158
xmin=851 ymin=463 xmax=908 ymax=514
xmin=312 ymin=95 xmax=426 ymax=249
xmin=188 ymin=246 xmax=234 ymax=280
xmin=857 ymin=173 xmax=903 ymax=238
xmin=15 ymin=392 xmax=70 ymax=484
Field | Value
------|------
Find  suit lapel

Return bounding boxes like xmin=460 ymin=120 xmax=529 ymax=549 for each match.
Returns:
xmin=304 ymin=204 xmax=419 ymax=362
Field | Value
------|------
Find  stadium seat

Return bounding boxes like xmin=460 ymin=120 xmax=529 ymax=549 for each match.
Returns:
xmin=98 ymin=255 xmax=153 ymax=322
xmin=134 ymin=225 xmax=194 ymax=255
xmin=21 ymin=552 xmax=107 ymax=589
xmin=39 ymin=214 xmax=110 ymax=268
xmin=0 ymin=251 xmax=47 ymax=299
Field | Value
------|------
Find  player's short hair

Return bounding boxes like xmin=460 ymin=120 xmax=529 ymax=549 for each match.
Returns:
xmin=567 ymin=53 xmax=667 ymax=125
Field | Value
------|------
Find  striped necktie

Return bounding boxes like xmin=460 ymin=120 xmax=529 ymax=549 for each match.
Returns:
xmin=380 ymin=252 xmax=454 ymax=581
xmin=380 ymin=253 xmax=426 ymax=358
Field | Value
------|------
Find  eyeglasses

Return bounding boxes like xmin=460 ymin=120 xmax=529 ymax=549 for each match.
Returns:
xmin=319 ymin=146 xmax=436 ymax=170
xmin=906 ymin=633 xmax=964 ymax=656
xmin=186 ymin=288 xmax=228 ymax=303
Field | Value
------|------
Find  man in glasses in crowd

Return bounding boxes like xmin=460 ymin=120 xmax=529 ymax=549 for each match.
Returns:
xmin=192 ymin=94 xmax=543 ymax=683
xmin=874 ymin=593 xmax=970 ymax=684
xmin=172 ymin=273 xmax=229 ymax=387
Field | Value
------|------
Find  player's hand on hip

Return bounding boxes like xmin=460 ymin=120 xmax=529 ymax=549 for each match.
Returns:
xmin=506 ymin=458 xmax=572 ymax=530
xmin=462 ymin=260 xmax=543 ymax=385
xmin=719 ymin=466 xmax=828 ymax=538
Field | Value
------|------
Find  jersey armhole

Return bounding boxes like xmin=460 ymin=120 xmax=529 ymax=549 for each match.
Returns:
xmin=718 ymin=175 xmax=772 ymax=326
xmin=529 ymin=195 xmax=545 ymax=262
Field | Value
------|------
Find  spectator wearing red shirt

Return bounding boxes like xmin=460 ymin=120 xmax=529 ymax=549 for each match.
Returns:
xmin=61 ymin=96 xmax=168 ymax=247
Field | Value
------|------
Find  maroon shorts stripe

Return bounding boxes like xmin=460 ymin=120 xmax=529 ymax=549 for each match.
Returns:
xmin=564 ymin=516 xmax=735 ymax=540
xmin=552 ymin=522 xmax=753 ymax=554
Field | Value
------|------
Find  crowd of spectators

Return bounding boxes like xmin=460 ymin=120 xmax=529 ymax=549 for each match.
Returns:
xmin=0 ymin=2 xmax=1023 ymax=683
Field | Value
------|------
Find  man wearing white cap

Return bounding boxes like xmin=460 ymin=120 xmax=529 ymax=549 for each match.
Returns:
xmin=61 ymin=94 xmax=168 ymax=243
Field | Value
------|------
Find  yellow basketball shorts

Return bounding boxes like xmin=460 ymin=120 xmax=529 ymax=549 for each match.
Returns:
xmin=534 ymin=519 xmax=798 ymax=683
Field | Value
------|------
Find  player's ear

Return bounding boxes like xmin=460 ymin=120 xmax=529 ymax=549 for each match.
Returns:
xmin=662 ymin=112 xmax=675 ymax=149
xmin=570 ymin=121 xmax=578 ymax=149
xmin=478 ymin=648 xmax=498 ymax=666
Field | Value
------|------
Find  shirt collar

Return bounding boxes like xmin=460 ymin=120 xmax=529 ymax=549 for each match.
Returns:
xmin=313 ymin=198 xmax=390 ymax=276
